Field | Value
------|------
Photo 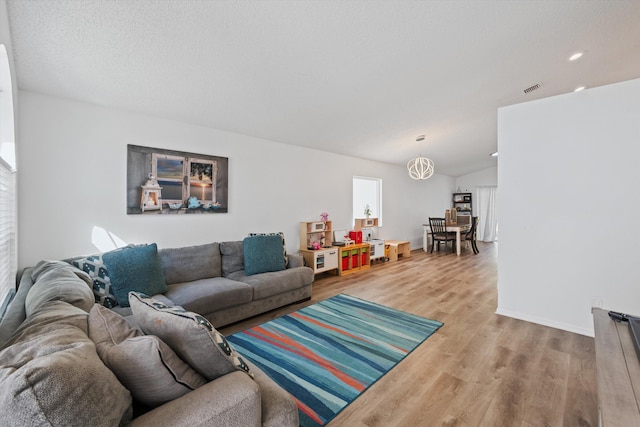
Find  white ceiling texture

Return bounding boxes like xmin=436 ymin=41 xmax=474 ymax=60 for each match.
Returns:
xmin=6 ymin=0 xmax=640 ymax=177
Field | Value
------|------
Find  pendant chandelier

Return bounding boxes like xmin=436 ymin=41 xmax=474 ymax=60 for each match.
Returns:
xmin=407 ymin=135 xmax=434 ymax=180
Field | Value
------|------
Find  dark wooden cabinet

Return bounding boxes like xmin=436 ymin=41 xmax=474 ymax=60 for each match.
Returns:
xmin=452 ymin=192 xmax=472 ymax=215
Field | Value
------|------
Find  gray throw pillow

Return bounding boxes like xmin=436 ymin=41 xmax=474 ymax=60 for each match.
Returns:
xmin=88 ymin=304 xmax=207 ymax=407
xmin=128 ymin=292 xmax=253 ymax=381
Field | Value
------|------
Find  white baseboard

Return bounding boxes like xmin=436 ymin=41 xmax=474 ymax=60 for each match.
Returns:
xmin=495 ymin=307 xmax=594 ymax=337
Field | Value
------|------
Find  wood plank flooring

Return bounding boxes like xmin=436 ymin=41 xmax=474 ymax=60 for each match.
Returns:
xmin=220 ymin=242 xmax=598 ymax=427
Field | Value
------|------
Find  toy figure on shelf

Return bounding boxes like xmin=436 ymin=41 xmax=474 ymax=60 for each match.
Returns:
xmin=320 ymin=212 xmax=329 ymax=221
xmin=188 ymin=196 xmax=201 ymax=209
xmin=312 ymin=241 xmax=322 ymax=250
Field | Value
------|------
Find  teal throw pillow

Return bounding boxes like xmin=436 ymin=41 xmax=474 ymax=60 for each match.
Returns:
xmin=248 ymin=232 xmax=288 ymax=267
xmin=243 ymin=235 xmax=286 ymax=276
xmin=102 ymin=244 xmax=168 ymax=307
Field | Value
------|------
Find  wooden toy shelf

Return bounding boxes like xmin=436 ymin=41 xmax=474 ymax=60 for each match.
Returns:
xmin=337 ymin=243 xmax=370 ymax=276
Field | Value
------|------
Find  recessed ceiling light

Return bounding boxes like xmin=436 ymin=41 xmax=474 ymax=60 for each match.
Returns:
xmin=574 ymin=86 xmax=586 ymax=92
xmin=490 ymin=151 xmax=498 ymax=157
xmin=569 ymin=52 xmax=583 ymax=61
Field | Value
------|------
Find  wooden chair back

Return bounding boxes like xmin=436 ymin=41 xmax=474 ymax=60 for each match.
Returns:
xmin=468 ymin=216 xmax=478 ymax=237
xmin=429 ymin=217 xmax=448 ymax=235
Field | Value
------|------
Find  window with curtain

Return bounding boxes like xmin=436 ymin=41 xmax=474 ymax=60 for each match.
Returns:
xmin=0 ymin=44 xmax=17 ymax=317
xmin=476 ymin=186 xmax=498 ymax=242
xmin=352 ymin=176 xmax=382 ymax=225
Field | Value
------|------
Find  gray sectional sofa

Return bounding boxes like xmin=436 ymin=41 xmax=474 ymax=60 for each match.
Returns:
xmin=110 ymin=240 xmax=314 ymax=328
xmin=0 ymin=237 xmax=314 ymax=426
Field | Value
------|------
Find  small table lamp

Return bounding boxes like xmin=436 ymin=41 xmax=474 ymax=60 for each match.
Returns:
xmin=140 ymin=173 xmax=163 ymax=212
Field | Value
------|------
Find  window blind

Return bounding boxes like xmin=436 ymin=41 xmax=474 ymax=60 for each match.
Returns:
xmin=0 ymin=156 xmax=17 ymax=313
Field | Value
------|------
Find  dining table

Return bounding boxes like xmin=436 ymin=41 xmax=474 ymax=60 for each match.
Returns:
xmin=422 ymin=223 xmax=470 ymax=256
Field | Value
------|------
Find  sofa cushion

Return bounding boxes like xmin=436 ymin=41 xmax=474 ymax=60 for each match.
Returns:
xmin=286 ymin=253 xmax=304 ymax=269
xmin=231 ymin=267 xmax=314 ymax=300
xmin=243 ymin=235 xmax=286 ymax=276
xmin=88 ymin=304 xmax=207 ymax=407
xmin=110 ymin=293 xmax=176 ymax=321
xmin=25 ymin=261 xmax=94 ymax=316
xmin=129 ymin=292 xmax=253 ymax=381
xmin=220 ymin=241 xmax=244 ymax=276
xmin=68 ymin=253 xmax=119 ymax=308
xmin=158 ymin=242 xmax=222 ymax=284
xmin=102 ymin=244 xmax=168 ymax=307
xmin=248 ymin=232 xmax=288 ymax=267
xmin=0 ymin=301 xmax=132 ymax=426
xmin=164 ymin=277 xmax=253 ymax=315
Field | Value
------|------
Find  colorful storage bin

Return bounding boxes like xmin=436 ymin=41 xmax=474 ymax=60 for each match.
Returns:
xmin=341 ymin=251 xmax=349 ymax=270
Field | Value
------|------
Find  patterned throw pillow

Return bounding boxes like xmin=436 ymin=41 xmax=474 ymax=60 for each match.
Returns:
xmin=248 ymin=232 xmax=288 ymax=267
xmin=69 ymin=254 xmax=118 ymax=308
xmin=88 ymin=304 xmax=207 ymax=407
xmin=128 ymin=292 xmax=253 ymax=380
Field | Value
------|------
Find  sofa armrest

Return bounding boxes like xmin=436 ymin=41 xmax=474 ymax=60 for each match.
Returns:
xmin=286 ymin=253 xmax=304 ymax=269
xmin=247 ymin=360 xmax=299 ymax=427
xmin=128 ymin=371 xmax=260 ymax=427
xmin=0 ymin=267 xmax=34 ymax=347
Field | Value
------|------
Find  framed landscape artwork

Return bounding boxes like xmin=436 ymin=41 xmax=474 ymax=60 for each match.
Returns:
xmin=127 ymin=145 xmax=229 ymax=214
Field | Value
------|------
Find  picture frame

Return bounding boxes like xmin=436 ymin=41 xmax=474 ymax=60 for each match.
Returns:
xmin=127 ymin=144 xmax=228 ymax=214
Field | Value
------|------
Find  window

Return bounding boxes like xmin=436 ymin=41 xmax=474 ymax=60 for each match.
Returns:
xmin=0 ymin=44 xmax=17 ymax=316
xmin=353 ymin=176 xmax=382 ymax=225
xmin=152 ymin=153 xmax=218 ymax=204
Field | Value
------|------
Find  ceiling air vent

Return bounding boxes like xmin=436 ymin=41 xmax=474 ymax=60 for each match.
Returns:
xmin=523 ymin=83 xmax=541 ymax=94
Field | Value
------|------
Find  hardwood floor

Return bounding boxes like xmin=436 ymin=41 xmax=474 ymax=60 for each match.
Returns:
xmin=220 ymin=242 xmax=598 ymax=427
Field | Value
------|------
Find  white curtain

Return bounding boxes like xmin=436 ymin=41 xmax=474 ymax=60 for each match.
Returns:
xmin=476 ymin=186 xmax=498 ymax=242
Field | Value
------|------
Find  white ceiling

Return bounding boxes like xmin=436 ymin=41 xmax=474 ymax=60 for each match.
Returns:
xmin=5 ymin=0 xmax=640 ymax=176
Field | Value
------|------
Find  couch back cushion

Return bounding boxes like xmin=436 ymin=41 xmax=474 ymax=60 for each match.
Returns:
xmin=102 ymin=244 xmax=168 ymax=308
xmin=0 ymin=301 xmax=132 ymax=426
xmin=25 ymin=261 xmax=95 ymax=317
xmin=158 ymin=243 xmax=221 ymax=284
xmin=220 ymin=241 xmax=244 ymax=276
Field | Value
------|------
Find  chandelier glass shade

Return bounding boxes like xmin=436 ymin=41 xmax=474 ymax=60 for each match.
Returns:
xmin=407 ymin=156 xmax=434 ymax=180
xmin=407 ymin=135 xmax=434 ymax=180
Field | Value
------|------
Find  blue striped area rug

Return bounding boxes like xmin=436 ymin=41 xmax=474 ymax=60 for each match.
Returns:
xmin=227 ymin=294 xmax=443 ymax=426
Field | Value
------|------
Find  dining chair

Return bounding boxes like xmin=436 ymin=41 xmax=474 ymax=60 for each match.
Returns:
xmin=428 ymin=217 xmax=456 ymax=253
xmin=464 ymin=216 xmax=479 ymax=254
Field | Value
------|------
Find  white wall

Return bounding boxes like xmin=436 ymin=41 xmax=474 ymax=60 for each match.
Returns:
xmin=497 ymin=77 xmax=640 ymax=336
xmin=455 ymin=166 xmax=497 ymax=193
xmin=17 ymin=91 xmax=454 ymax=268
xmin=0 ymin=1 xmax=16 ymax=115
xmin=455 ymin=166 xmax=498 ymax=217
